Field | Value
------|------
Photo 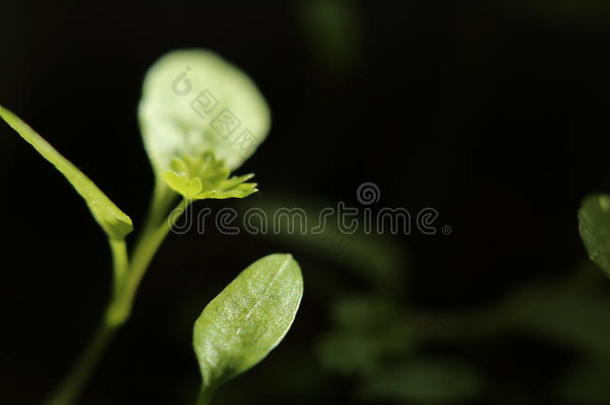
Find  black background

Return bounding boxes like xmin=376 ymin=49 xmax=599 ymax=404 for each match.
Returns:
xmin=2 ymin=1 xmax=610 ymax=404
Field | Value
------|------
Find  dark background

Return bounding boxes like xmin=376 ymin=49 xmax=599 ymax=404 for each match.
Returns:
xmin=2 ymin=0 xmax=610 ymax=404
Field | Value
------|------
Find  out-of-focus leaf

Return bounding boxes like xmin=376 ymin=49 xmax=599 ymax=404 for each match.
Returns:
xmin=139 ymin=49 xmax=270 ymax=178
xmin=579 ymin=194 xmax=610 ymax=276
xmin=298 ymin=0 xmax=363 ymax=73
xmin=240 ymin=196 xmax=408 ymax=290
xmin=503 ymin=275 xmax=610 ymax=357
xmin=318 ymin=296 xmax=412 ymax=376
xmin=0 ymin=105 xmax=133 ymax=240
xmin=332 ymin=296 xmax=404 ymax=332
xmin=193 ymin=254 xmax=303 ymax=392
xmin=408 ymin=265 xmax=610 ymax=352
xmin=359 ymin=359 xmax=482 ymax=404
xmin=318 ymin=332 xmax=384 ymax=376
xmin=556 ymin=359 xmax=610 ymax=404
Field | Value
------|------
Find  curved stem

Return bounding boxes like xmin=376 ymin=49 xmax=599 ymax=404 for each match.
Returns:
xmin=46 ymin=191 xmax=189 ymax=405
xmin=45 ymin=322 xmax=117 ymax=405
xmin=196 ymin=384 xmax=216 ymax=405
xmin=143 ymin=180 xmax=179 ymax=236
xmin=109 ymin=238 xmax=129 ymax=288
xmin=44 ymin=238 xmax=127 ymax=405
xmin=120 ymin=198 xmax=190 ymax=318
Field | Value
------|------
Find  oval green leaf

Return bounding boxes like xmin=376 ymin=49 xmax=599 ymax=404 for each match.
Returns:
xmin=0 ymin=105 xmax=133 ymax=240
xmin=579 ymin=194 xmax=610 ymax=276
xmin=193 ymin=253 xmax=303 ymax=391
xmin=138 ymin=49 xmax=271 ymax=177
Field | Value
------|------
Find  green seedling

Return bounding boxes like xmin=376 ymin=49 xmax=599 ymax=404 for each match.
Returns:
xmin=0 ymin=49 xmax=303 ymax=405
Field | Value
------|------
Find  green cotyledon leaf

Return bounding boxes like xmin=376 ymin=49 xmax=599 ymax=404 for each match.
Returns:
xmin=162 ymin=152 xmax=258 ymax=200
xmin=579 ymin=194 xmax=610 ymax=276
xmin=0 ymin=105 xmax=133 ymax=240
xmin=138 ymin=49 xmax=271 ymax=178
xmin=193 ymin=254 xmax=303 ymax=395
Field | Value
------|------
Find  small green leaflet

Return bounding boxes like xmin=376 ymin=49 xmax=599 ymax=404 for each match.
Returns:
xmin=138 ymin=49 xmax=271 ymax=178
xmin=193 ymin=254 xmax=303 ymax=392
xmin=163 ymin=152 xmax=257 ymax=200
xmin=579 ymin=194 xmax=610 ymax=276
xmin=0 ymin=105 xmax=133 ymax=240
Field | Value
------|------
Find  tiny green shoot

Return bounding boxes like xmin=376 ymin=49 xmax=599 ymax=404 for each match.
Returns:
xmin=0 ymin=49 xmax=301 ymax=405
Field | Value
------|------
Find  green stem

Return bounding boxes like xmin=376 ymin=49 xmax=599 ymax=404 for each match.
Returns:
xmin=45 ymin=321 xmax=118 ymax=405
xmin=117 ymin=198 xmax=190 ymax=320
xmin=44 ymin=238 xmax=127 ymax=405
xmin=143 ymin=180 xmax=178 ymax=236
xmin=46 ymin=190 xmax=189 ymax=405
xmin=196 ymin=385 xmax=216 ymax=405
xmin=109 ymin=238 xmax=129 ymax=288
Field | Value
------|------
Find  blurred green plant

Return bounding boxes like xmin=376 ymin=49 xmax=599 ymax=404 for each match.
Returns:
xmin=0 ymin=49 xmax=302 ymax=405
xmin=230 ymin=191 xmax=610 ymax=403
xmin=298 ymin=0 xmax=363 ymax=73
xmin=579 ymin=194 xmax=610 ymax=276
xmin=239 ymin=197 xmax=407 ymax=291
xmin=241 ymin=196 xmax=486 ymax=403
xmin=358 ymin=359 xmax=481 ymax=404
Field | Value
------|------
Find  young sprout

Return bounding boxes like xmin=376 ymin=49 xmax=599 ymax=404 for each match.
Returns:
xmin=164 ymin=152 xmax=258 ymax=200
xmin=0 ymin=49 xmax=302 ymax=404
